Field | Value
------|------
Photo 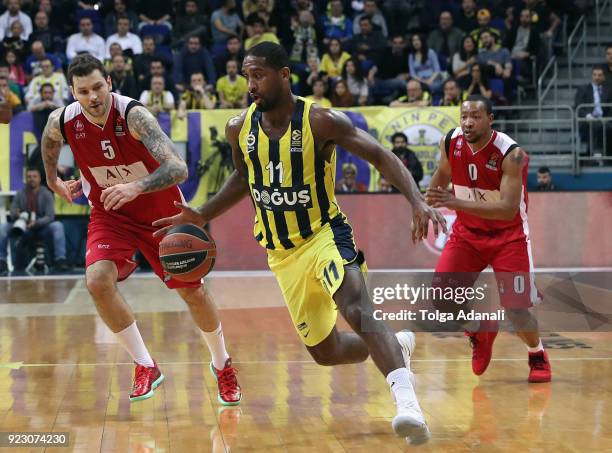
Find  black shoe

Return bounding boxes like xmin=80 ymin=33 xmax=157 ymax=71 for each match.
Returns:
xmin=54 ymin=258 xmax=70 ymax=272
xmin=0 ymin=259 xmax=7 ymax=275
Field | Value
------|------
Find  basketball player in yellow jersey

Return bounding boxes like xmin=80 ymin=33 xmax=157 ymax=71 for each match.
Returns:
xmin=154 ymin=42 xmax=446 ymax=444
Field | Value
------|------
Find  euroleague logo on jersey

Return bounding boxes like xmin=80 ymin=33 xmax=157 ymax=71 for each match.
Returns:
xmin=486 ymin=153 xmax=500 ymax=171
xmin=424 ymin=207 xmax=457 ymax=255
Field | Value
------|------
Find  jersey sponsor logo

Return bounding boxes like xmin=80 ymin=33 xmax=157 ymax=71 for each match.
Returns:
xmin=74 ymin=120 xmax=84 ymax=132
xmin=97 ymin=244 xmax=111 ymax=249
xmin=454 ymin=185 xmax=501 ymax=203
xmin=380 ymin=108 xmax=458 ymax=176
xmin=424 ymin=207 xmax=457 ymax=255
xmin=456 ymin=137 xmax=463 ymax=148
xmin=486 ymin=153 xmax=500 ymax=171
xmin=246 ymin=132 xmax=257 ymax=153
xmin=251 ymin=184 xmax=313 ymax=211
xmin=89 ymin=161 xmax=150 ymax=188
xmin=75 ymin=133 xmax=86 ymax=140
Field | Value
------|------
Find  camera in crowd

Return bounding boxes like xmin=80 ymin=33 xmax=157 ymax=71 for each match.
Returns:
xmin=196 ymin=126 xmax=234 ymax=177
xmin=10 ymin=211 xmax=34 ymax=237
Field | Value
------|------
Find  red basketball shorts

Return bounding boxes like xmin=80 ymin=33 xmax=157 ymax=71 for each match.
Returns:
xmin=85 ymin=212 xmax=201 ymax=289
xmin=434 ymin=223 xmax=541 ymax=309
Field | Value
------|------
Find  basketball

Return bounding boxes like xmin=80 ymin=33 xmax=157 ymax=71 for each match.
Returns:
xmin=159 ymin=224 xmax=216 ymax=282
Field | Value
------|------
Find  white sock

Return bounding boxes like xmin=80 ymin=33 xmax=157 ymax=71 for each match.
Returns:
xmin=386 ymin=367 xmax=416 ymax=406
xmin=202 ymin=323 xmax=230 ymax=370
xmin=464 ymin=320 xmax=480 ymax=333
xmin=115 ymin=322 xmax=154 ymax=367
xmin=527 ymin=339 xmax=544 ymax=353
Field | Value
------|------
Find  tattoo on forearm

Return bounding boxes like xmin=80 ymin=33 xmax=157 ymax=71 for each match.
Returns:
xmin=41 ymin=108 xmax=64 ymax=178
xmin=128 ymin=107 xmax=187 ymax=192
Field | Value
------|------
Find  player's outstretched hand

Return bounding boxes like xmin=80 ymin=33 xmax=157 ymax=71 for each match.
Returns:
xmin=152 ymin=201 xmax=206 ymax=237
xmin=48 ymin=177 xmax=78 ymax=203
xmin=101 ymin=182 xmax=141 ymax=211
xmin=411 ymin=201 xmax=447 ymax=244
xmin=425 ymin=186 xmax=455 ymax=208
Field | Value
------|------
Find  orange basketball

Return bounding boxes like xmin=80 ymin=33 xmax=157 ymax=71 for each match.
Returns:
xmin=159 ymin=224 xmax=216 ymax=282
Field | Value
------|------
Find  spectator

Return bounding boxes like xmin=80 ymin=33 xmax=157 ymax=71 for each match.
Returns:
xmin=0 ymin=74 xmax=22 ymax=111
xmin=2 ymin=20 xmax=27 ymax=58
xmin=353 ymin=0 xmax=388 ymax=37
xmin=348 ymin=15 xmax=387 ymax=65
xmin=451 ymin=35 xmax=478 ymax=88
xmin=370 ymin=34 xmax=410 ymax=104
xmin=28 ymin=82 xmax=63 ymax=138
xmin=456 ymin=0 xmax=478 ymax=33
xmin=139 ymin=74 xmax=175 ymax=115
xmin=66 ymin=17 xmax=105 ymax=62
xmin=470 ymin=8 xmax=502 ymax=49
xmin=504 ymin=8 xmax=540 ymax=83
xmin=605 ymin=45 xmax=612 ymax=90
xmin=104 ymin=43 xmax=134 ymax=75
xmin=575 ymin=66 xmax=612 ymax=156
xmin=382 ymin=0 xmax=421 ymax=36
xmin=174 ymin=35 xmax=216 ymax=91
xmin=105 ymin=16 xmax=143 ymax=59
xmin=535 ymin=166 xmax=555 ymax=191
xmin=409 ymin=33 xmax=444 ymax=93
xmin=377 ymin=175 xmax=393 ymax=192
xmin=330 ymin=78 xmax=353 ymax=107
xmin=214 ymin=35 xmax=244 ymax=77
xmin=439 ymin=78 xmax=465 ymax=106
xmin=0 ymin=62 xmax=20 ymax=97
xmin=321 ymin=0 xmax=352 ymax=46
xmin=110 ymin=53 xmax=138 ymax=98
xmin=300 ymin=55 xmax=327 ymax=96
xmin=37 ymin=0 xmax=69 ymax=38
xmin=243 ymin=0 xmax=275 ymax=17
xmin=211 ymin=0 xmax=244 ymax=48
xmin=245 ymin=0 xmax=277 ymax=36
xmin=174 ymin=0 xmax=210 ymax=48
xmin=390 ymin=132 xmax=423 ymax=185
xmin=428 ymin=11 xmax=464 ymax=67
xmin=244 ymin=16 xmax=279 ymax=51
xmin=133 ymin=36 xmax=167 ymax=85
xmin=216 ymin=59 xmax=248 ymax=108
xmin=465 ymin=63 xmax=492 ymax=99
xmin=289 ymin=10 xmax=317 ymax=65
xmin=24 ymin=40 xmax=61 ymax=78
xmin=178 ymin=72 xmax=216 ymax=119
xmin=140 ymin=58 xmax=174 ymax=94
xmin=136 ymin=0 xmax=173 ymax=31
xmin=524 ymin=0 xmax=560 ymax=41
xmin=4 ymin=49 xmax=25 ymax=87
xmin=0 ymin=168 xmax=68 ymax=273
xmin=320 ymin=38 xmax=351 ymax=80
xmin=342 ymin=58 xmax=369 ymax=106
xmin=28 ymin=11 xmax=63 ymax=56
xmin=25 ymin=57 xmax=68 ymax=104
xmin=0 ymin=0 xmax=32 ymax=41
xmin=105 ymin=0 xmax=139 ymax=36
xmin=477 ymin=30 xmax=512 ymax=82
xmin=335 ymin=163 xmax=367 ymax=193
xmin=390 ymin=79 xmax=432 ymax=107
xmin=306 ymin=78 xmax=331 ymax=108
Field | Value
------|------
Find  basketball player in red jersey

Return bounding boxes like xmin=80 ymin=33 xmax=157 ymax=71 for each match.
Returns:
xmin=426 ymin=95 xmax=551 ymax=383
xmin=40 ymin=54 xmax=241 ymax=404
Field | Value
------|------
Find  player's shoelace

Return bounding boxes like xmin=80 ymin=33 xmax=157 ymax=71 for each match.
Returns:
xmin=217 ymin=366 xmax=239 ymax=396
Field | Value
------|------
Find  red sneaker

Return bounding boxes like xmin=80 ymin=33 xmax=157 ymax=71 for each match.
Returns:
xmin=129 ymin=361 xmax=165 ymax=402
xmin=466 ymin=321 xmax=499 ymax=376
xmin=210 ymin=358 xmax=241 ymax=406
xmin=528 ymin=350 xmax=552 ymax=383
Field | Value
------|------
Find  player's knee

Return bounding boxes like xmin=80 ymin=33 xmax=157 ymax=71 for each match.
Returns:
xmin=308 ymin=348 xmax=338 ymax=366
xmin=506 ymin=308 xmax=536 ymax=329
xmin=176 ymin=286 xmax=205 ymax=307
xmin=86 ymin=271 xmax=115 ymax=300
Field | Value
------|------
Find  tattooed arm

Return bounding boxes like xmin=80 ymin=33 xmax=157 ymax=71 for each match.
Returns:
xmin=42 ymin=108 xmax=82 ymax=203
xmin=427 ymin=147 xmax=526 ymax=220
xmin=100 ymin=105 xmax=188 ymax=210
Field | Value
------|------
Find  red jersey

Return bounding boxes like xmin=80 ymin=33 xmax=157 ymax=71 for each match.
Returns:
xmin=444 ymin=127 xmax=529 ymax=240
xmin=60 ymin=93 xmax=182 ymax=226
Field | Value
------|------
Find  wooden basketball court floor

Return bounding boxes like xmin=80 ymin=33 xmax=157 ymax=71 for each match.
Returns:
xmin=1 ymin=272 xmax=611 ymax=452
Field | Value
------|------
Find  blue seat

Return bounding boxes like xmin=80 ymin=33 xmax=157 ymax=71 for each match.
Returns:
xmin=140 ymin=24 xmax=171 ymax=46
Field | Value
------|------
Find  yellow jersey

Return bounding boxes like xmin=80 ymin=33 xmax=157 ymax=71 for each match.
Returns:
xmin=239 ymin=96 xmax=341 ymax=250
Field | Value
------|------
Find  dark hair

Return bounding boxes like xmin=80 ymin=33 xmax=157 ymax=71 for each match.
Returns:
xmin=593 ymin=65 xmax=606 ymax=73
xmin=67 ymin=54 xmax=108 ymax=85
xmin=79 ymin=16 xmax=92 ymax=24
xmin=331 ymin=79 xmax=354 ymax=107
xmin=471 ymin=63 xmax=490 ymax=88
xmin=538 ymin=166 xmax=551 ymax=174
xmin=26 ymin=167 xmax=41 ymax=175
xmin=247 ymin=15 xmax=266 ymax=27
xmin=142 ymin=35 xmax=155 ymax=42
xmin=117 ymin=15 xmax=130 ymax=23
xmin=465 ymin=94 xmax=493 ymax=114
xmin=443 ymin=78 xmax=458 ymax=89
xmin=39 ymin=82 xmax=54 ymax=94
xmin=327 ymin=37 xmax=342 ymax=55
xmin=459 ymin=35 xmax=477 ymax=61
xmin=391 ymin=132 xmax=408 ymax=143
xmin=410 ymin=33 xmax=429 ymax=64
xmin=359 ymin=15 xmax=373 ymax=25
xmin=226 ymin=34 xmax=240 ymax=43
xmin=245 ymin=42 xmax=289 ymax=70
xmin=342 ymin=57 xmax=364 ymax=83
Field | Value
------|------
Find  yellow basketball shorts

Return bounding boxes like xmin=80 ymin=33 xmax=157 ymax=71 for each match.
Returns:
xmin=267 ymin=216 xmax=365 ymax=347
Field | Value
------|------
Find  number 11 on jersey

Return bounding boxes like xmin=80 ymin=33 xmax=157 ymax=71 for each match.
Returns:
xmin=266 ymin=161 xmax=284 ymax=184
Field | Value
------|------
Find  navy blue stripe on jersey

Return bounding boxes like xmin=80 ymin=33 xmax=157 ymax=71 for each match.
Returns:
xmin=268 ymin=139 xmax=294 ymax=249
xmin=289 ymin=99 xmax=313 ymax=239
xmin=314 ymin=151 xmax=331 ymax=226
xmin=249 ymin=109 xmax=275 ymax=249
xmin=329 ymin=215 xmax=358 ymax=262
